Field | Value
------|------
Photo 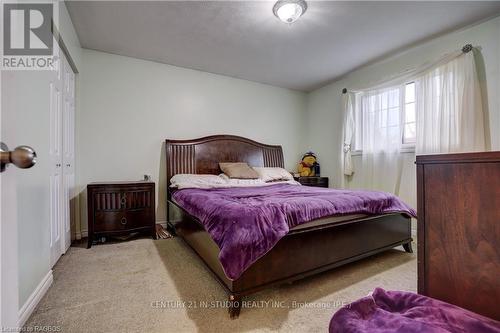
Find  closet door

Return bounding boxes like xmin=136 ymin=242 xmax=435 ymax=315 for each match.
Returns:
xmin=62 ymin=56 xmax=75 ymax=253
xmin=49 ymin=38 xmax=63 ymax=267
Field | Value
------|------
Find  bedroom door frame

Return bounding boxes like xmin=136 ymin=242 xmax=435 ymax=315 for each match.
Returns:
xmin=1 ymin=1 xmax=19 ymax=327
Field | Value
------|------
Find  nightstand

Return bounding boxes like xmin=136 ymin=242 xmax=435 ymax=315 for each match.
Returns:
xmin=296 ymin=176 xmax=329 ymax=188
xmin=87 ymin=181 xmax=156 ymax=248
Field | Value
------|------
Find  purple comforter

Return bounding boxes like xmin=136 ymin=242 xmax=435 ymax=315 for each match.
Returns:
xmin=172 ymin=184 xmax=416 ymax=280
xmin=329 ymin=288 xmax=500 ymax=333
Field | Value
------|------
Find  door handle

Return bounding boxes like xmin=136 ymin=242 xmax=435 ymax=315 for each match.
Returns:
xmin=0 ymin=142 xmax=37 ymax=172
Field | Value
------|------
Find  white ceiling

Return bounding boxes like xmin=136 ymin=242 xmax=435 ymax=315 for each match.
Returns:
xmin=66 ymin=1 xmax=500 ymax=91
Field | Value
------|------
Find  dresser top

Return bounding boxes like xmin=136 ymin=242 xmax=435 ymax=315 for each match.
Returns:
xmin=416 ymin=151 xmax=500 ymax=164
xmin=88 ymin=181 xmax=154 ymax=186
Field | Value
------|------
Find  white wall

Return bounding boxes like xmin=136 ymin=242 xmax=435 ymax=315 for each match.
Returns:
xmin=305 ymin=16 xmax=500 ymax=214
xmin=77 ymin=49 xmax=307 ymax=231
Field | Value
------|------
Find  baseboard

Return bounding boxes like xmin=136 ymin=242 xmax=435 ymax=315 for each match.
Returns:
xmin=157 ymin=221 xmax=167 ymax=228
xmin=18 ymin=270 xmax=53 ymax=327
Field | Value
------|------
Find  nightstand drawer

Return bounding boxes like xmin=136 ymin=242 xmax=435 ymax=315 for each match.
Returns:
xmin=94 ymin=209 xmax=152 ymax=232
xmin=94 ymin=190 xmax=153 ymax=211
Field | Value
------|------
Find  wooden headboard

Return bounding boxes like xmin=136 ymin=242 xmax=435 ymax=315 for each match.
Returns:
xmin=165 ymin=135 xmax=284 ymax=185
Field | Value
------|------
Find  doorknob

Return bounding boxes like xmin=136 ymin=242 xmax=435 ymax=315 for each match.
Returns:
xmin=0 ymin=142 xmax=37 ymax=172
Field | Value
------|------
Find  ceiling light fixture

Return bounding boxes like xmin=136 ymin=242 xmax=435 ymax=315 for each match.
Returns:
xmin=273 ymin=0 xmax=307 ymax=24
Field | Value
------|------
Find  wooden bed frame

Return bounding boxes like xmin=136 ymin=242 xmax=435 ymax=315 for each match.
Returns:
xmin=165 ymin=135 xmax=413 ymax=318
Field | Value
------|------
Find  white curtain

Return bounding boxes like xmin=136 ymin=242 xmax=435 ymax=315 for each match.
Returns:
xmin=360 ymin=87 xmax=404 ymax=194
xmin=342 ymin=92 xmax=355 ymax=177
xmin=341 ymin=46 xmax=486 ymax=194
xmin=415 ymin=51 xmax=486 ymax=154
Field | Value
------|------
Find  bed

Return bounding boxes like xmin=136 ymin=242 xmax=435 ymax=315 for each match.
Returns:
xmin=165 ymin=135 xmax=414 ymax=318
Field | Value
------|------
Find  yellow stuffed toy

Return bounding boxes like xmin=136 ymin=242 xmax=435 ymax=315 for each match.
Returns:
xmin=298 ymin=152 xmax=320 ymax=177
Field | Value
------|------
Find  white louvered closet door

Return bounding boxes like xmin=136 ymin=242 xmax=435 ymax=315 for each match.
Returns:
xmin=50 ymin=39 xmax=76 ymax=267
xmin=62 ymin=55 xmax=75 ymax=253
xmin=49 ymin=37 xmax=63 ymax=267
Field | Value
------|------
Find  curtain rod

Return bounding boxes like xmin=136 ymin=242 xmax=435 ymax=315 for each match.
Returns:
xmin=342 ymin=43 xmax=474 ymax=94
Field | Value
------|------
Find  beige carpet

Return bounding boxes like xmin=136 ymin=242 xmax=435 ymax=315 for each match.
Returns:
xmin=26 ymin=237 xmax=416 ymax=332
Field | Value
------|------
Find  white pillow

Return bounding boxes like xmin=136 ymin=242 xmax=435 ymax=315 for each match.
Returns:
xmin=252 ymin=167 xmax=293 ymax=182
xmin=219 ymin=173 xmax=266 ymax=186
xmin=170 ymin=174 xmax=226 ymax=189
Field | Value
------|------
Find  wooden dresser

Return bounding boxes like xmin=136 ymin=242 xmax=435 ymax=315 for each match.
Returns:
xmin=87 ymin=181 xmax=156 ymax=248
xmin=416 ymin=152 xmax=500 ymax=320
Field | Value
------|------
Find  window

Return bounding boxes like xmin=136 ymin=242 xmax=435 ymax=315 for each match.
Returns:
xmin=353 ymin=82 xmax=417 ymax=152
xmin=403 ymin=82 xmax=416 ymax=145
